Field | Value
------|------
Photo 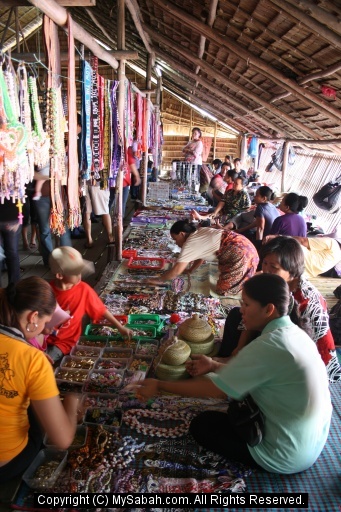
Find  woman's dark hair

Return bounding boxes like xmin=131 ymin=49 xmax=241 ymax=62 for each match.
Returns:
xmin=243 ymin=274 xmax=290 ymax=317
xmin=213 ymin=159 xmax=222 ymax=167
xmin=261 ymin=236 xmax=305 ymax=279
xmin=234 ymin=176 xmax=244 ymax=186
xmin=170 ymin=219 xmax=198 ymax=236
xmin=0 ymin=277 xmax=56 ymax=331
xmin=283 ymin=192 xmax=308 ymax=213
xmin=192 ymin=127 xmax=202 ymax=138
xmin=257 ymin=185 xmax=275 ymax=201
xmin=227 ymin=170 xmax=238 ymax=180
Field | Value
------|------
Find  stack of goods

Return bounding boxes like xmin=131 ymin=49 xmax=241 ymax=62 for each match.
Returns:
xmin=177 ymin=313 xmax=215 ymax=355
xmin=155 ymin=336 xmax=191 ymax=381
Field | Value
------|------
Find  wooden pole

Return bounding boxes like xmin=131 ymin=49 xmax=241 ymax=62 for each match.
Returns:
xmin=115 ymin=0 xmax=125 ymax=261
xmin=281 ymin=141 xmax=290 ymax=193
xmin=141 ymin=55 xmax=152 ymax=206
xmin=141 ymin=94 xmax=150 ymax=206
xmin=213 ymin=122 xmax=217 ymax=160
xmin=27 ymin=0 xmax=119 ymax=69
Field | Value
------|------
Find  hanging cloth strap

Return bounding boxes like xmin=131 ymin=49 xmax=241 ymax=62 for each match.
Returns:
xmin=67 ymin=13 xmax=81 ymax=230
xmin=81 ymin=60 xmax=92 ymax=179
xmin=91 ymin=56 xmax=100 ymax=181
xmin=109 ymin=80 xmax=121 ymax=186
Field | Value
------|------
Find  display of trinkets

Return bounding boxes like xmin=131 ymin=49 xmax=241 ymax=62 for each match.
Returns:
xmin=22 ymin=449 xmax=68 ymax=490
xmin=60 ymin=356 xmax=97 ymax=370
xmin=77 ymin=337 xmax=107 ymax=348
xmin=71 ymin=346 xmax=102 ymax=358
xmin=84 ymin=408 xmax=122 ymax=429
xmin=95 ymin=358 xmax=127 ymax=370
xmin=87 ymin=325 xmax=120 ymax=337
xmin=128 ymin=357 xmax=152 ymax=372
xmin=83 ymin=369 xmax=124 ymax=393
xmin=107 ymin=338 xmax=137 ymax=349
xmin=55 ymin=368 xmax=89 ymax=383
xmin=101 ymin=347 xmax=133 ymax=359
xmin=135 ymin=339 xmax=159 ymax=357
xmin=82 ymin=394 xmax=118 ymax=409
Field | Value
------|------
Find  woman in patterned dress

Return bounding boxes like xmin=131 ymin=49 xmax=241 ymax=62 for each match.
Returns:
xmin=145 ymin=220 xmax=259 ymax=296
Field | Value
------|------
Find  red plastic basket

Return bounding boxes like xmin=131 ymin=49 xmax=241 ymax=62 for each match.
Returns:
xmin=122 ymin=249 xmax=138 ymax=259
xmin=127 ymin=256 xmax=165 ymax=270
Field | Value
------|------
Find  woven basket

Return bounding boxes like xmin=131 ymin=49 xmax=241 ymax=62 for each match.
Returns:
xmin=178 ymin=313 xmax=213 ymax=343
xmin=161 ymin=337 xmax=191 ymax=366
xmin=155 ymin=363 xmax=190 ymax=381
xmin=183 ymin=333 xmax=215 ymax=355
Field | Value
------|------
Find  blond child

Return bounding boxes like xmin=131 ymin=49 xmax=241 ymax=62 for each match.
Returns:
xmin=46 ymin=247 xmax=132 ymax=363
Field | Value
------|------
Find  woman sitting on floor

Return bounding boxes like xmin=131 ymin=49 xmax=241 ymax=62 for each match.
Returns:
xmin=266 ymin=192 xmax=308 ymax=238
xmin=134 ymin=273 xmax=332 ymax=474
xmin=192 ymin=176 xmax=251 ymax=227
xmin=0 ymin=277 xmax=79 ymax=482
xmin=189 ymin=236 xmax=341 ymax=382
xmin=145 ymin=220 xmax=259 ymax=296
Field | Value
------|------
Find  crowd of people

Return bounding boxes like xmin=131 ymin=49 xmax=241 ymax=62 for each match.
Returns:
xmin=0 ymin=126 xmax=340 ymax=483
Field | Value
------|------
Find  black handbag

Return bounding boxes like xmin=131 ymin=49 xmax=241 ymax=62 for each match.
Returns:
xmin=313 ymin=176 xmax=341 ymax=213
xmin=226 ymin=395 xmax=265 ymax=447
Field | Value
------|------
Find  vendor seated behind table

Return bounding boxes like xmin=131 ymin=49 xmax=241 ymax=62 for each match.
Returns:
xmin=192 ymin=176 xmax=251 ymax=227
xmin=224 ymin=186 xmax=280 ymax=242
xmin=144 ymin=220 xmax=259 ymax=296
xmin=134 ymin=273 xmax=332 ymax=475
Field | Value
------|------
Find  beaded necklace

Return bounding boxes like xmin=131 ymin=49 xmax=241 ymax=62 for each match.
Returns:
xmin=123 ymin=408 xmax=192 ymax=438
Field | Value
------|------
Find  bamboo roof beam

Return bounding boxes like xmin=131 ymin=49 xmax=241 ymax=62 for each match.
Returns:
xmin=27 ymin=0 xmax=119 ymax=69
xmin=225 ymin=0 xmax=315 ymax=66
xmin=125 ymin=0 xmax=153 ymax=54
xmin=147 ymin=27 xmax=320 ymax=139
xmin=195 ymin=0 xmax=218 ymax=75
xmin=298 ymin=61 xmax=341 ymax=85
xmin=268 ymin=0 xmax=341 ymax=49
xmin=151 ymin=0 xmax=341 ymax=124
xmin=281 ymin=0 xmax=341 ymax=36
xmin=155 ymin=47 xmax=287 ymax=136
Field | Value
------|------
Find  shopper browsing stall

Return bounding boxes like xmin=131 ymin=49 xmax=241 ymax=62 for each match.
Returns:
xmin=0 ymin=277 xmax=79 ymax=482
xmin=46 ymin=247 xmax=132 ymax=363
xmin=134 ymin=273 xmax=332 ymax=475
xmin=145 ymin=220 xmax=259 ymax=295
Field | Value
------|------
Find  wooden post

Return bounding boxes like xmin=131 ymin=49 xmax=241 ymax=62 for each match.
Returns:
xmin=141 ymin=93 xmax=151 ymax=206
xmin=281 ymin=141 xmax=290 ymax=193
xmin=240 ymin=134 xmax=247 ymax=164
xmin=213 ymin=122 xmax=217 ymax=160
xmin=141 ymin=53 xmax=153 ymax=206
xmin=114 ymin=0 xmax=125 ymax=261
xmin=155 ymin=75 xmax=162 ymax=173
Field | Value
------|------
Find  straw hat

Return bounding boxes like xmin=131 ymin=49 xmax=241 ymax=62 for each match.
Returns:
xmin=161 ymin=337 xmax=191 ymax=366
xmin=178 ymin=313 xmax=213 ymax=343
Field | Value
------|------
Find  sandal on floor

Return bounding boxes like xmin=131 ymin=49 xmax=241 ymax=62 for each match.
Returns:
xmin=84 ymin=242 xmax=95 ymax=249
xmin=29 ymin=242 xmax=36 ymax=249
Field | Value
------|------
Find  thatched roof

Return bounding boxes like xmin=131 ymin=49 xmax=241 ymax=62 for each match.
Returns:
xmin=1 ymin=0 xmax=341 ymax=152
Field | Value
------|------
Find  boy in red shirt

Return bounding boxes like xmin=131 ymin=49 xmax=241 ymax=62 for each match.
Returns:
xmin=46 ymin=247 xmax=132 ymax=363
